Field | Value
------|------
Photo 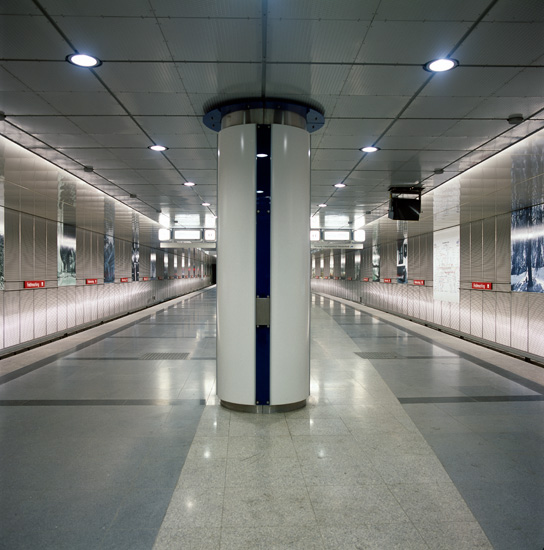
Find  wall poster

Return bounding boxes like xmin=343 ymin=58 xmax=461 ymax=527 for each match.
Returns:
xmin=511 ymin=204 xmax=544 ymax=292
xmin=0 ymin=205 xmax=4 ymax=291
xmin=131 ymin=213 xmax=139 ymax=281
xmin=104 ymin=199 xmax=115 ymax=283
xmin=57 ymin=177 xmax=76 ymax=286
xmin=150 ymin=252 xmax=157 ymax=279
xmin=397 ymin=238 xmax=407 ymax=283
xmin=372 ymin=245 xmax=380 ymax=282
xmin=433 ymin=226 xmax=460 ymax=303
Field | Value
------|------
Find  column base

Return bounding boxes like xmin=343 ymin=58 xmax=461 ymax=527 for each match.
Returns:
xmin=220 ymin=399 xmax=306 ymax=414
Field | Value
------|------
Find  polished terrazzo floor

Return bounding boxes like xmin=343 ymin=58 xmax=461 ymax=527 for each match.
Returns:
xmin=1 ymin=287 xmax=543 ymax=549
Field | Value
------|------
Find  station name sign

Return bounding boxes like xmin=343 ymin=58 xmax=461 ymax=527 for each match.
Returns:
xmin=24 ymin=280 xmax=45 ymax=289
xmin=472 ymin=281 xmax=492 ymax=290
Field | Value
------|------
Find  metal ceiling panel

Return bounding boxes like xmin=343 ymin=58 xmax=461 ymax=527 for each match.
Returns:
xmin=115 ymin=92 xmax=195 ymax=116
xmin=454 ymin=22 xmax=544 ymax=65
xmin=355 ymin=21 xmax=471 ymax=64
xmin=266 ymin=64 xmax=351 ymax=96
xmin=0 ymin=92 xmax=59 ymax=115
xmin=89 ymin=134 xmax=151 ymax=148
xmin=467 ymin=96 xmax=544 ymax=119
xmin=374 ymin=0 xmax=490 ymax=21
xmin=151 ymin=0 xmax=261 ymax=18
xmin=160 ymin=18 xmax=261 ymax=62
xmin=402 ymin=96 xmax=485 ymax=119
xmin=12 ymin=115 xmax=85 ymax=135
xmin=134 ymin=115 xmax=203 ymax=136
xmin=40 ymin=92 xmax=125 ymax=116
xmin=178 ymin=63 xmax=261 ymax=95
xmin=269 ymin=0 xmax=380 ymax=20
xmin=57 ymin=17 xmax=171 ymax=61
xmin=331 ymin=96 xmax=408 ymax=119
xmin=385 ymin=119 xmax=456 ymax=138
xmin=422 ymin=68 xmax=520 ymax=97
xmin=442 ymin=119 xmax=512 ymax=138
xmin=68 ymin=115 xmax=142 ymax=135
xmin=482 ymin=0 xmax=544 ymax=22
xmin=1 ymin=14 xmax=69 ymax=58
xmin=492 ymin=67 xmax=544 ymax=97
xmin=97 ymin=63 xmax=185 ymax=93
xmin=342 ymin=66 xmax=429 ymax=96
xmin=267 ymin=20 xmax=370 ymax=63
xmin=41 ymin=0 xmax=154 ymax=16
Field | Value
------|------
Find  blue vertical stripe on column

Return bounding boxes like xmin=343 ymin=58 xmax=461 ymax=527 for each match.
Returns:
xmin=255 ymin=124 xmax=271 ymax=405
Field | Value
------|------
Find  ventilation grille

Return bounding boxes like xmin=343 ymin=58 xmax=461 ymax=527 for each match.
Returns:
xmin=355 ymin=351 xmax=402 ymax=359
xmin=140 ymin=352 xmax=189 ymax=360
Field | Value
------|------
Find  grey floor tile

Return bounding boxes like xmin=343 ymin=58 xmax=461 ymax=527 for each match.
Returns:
xmin=220 ymin=524 xmax=325 ymax=550
xmin=153 ymin=526 xmax=221 ymax=550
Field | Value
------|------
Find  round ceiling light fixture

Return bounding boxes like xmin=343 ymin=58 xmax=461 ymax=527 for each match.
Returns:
xmin=360 ymin=146 xmax=380 ymax=153
xmin=66 ymin=53 xmax=102 ymax=68
xmin=202 ymin=202 xmax=211 ymax=207
xmin=183 ymin=181 xmax=196 ymax=187
xmin=148 ymin=144 xmax=168 ymax=152
xmin=256 ymin=153 xmax=269 ymax=158
xmin=318 ymin=203 xmax=327 ymax=208
xmin=423 ymin=58 xmax=459 ymax=72
xmin=334 ymin=182 xmax=346 ymax=188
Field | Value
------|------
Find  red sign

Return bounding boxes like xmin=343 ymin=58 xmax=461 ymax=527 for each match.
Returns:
xmin=472 ymin=281 xmax=492 ymax=290
xmin=24 ymin=280 xmax=45 ymax=289
xmin=86 ymin=278 xmax=97 ymax=285
xmin=363 ymin=277 xmax=369 ymax=282
xmin=383 ymin=278 xmax=392 ymax=283
xmin=142 ymin=277 xmax=149 ymax=281
xmin=120 ymin=277 xmax=129 ymax=283
xmin=414 ymin=279 xmax=425 ymax=286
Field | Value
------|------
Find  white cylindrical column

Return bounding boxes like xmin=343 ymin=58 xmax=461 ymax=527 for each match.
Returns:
xmin=208 ymin=100 xmax=323 ymax=412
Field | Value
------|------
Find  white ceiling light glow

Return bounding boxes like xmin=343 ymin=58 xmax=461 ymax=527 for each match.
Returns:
xmin=158 ymin=228 xmax=171 ymax=241
xmin=202 ymin=202 xmax=211 ymax=207
xmin=334 ymin=182 xmax=346 ymax=188
xmin=424 ymin=58 xmax=459 ymax=72
xmin=183 ymin=181 xmax=196 ymax=187
xmin=353 ymin=229 xmax=366 ymax=242
xmin=256 ymin=153 xmax=269 ymax=158
xmin=310 ymin=230 xmax=320 ymax=241
xmin=361 ymin=146 xmax=379 ymax=153
xmin=66 ymin=53 xmax=102 ymax=67
xmin=149 ymin=145 xmax=167 ymax=151
xmin=324 ymin=231 xmax=350 ymax=241
xmin=318 ymin=203 xmax=327 ymax=208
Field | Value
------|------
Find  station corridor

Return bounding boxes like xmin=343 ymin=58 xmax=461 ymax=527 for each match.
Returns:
xmin=1 ymin=287 xmax=543 ymax=549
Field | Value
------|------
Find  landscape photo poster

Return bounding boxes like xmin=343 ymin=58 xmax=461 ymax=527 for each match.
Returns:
xmin=104 ymin=199 xmax=115 ymax=283
xmin=57 ymin=178 xmax=76 ymax=286
xmin=511 ymin=204 xmax=544 ymax=292
xmin=0 ymin=205 xmax=4 ymax=290
xmin=132 ymin=212 xmax=139 ymax=282
xmin=372 ymin=245 xmax=380 ymax=282
xmin=397 ymin=238 xmax=407 ymax=284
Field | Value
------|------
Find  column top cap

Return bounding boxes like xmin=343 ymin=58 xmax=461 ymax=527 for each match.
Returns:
xmin=203 ymin=99 xmax=324 ymax=133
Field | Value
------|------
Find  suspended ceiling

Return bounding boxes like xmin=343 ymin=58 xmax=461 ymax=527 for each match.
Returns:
xmin=1 ymin=0 xmax=543 ymax=233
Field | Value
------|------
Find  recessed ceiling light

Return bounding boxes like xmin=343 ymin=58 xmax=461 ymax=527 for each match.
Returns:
xmin=202 ymin=202 xmax=211 ymax=206
xmin=334 ymin=182 xmax=346 ymax=188
xmin=184 ymin=181 xmax=196 ymax=187
xmin=423 ymin=58 xmax=459 ymax=72
xmin=361 ymin=146 xmax=379 ymax=153
xmin=256 ymin=153 xmax=268 ymax=158
xmin=148 ymin=144 xmax=168 ymax=152
xmin=318 ymin=203 xmax=327 ymax=208
xmin=66 ymin=53 xmax=102 ymax=68
xmin=257 ymin=190 xmax=264 ymax=194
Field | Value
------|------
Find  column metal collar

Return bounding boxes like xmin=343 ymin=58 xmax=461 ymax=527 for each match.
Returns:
xmin=203 ymin=99 xmax=324 ymax=133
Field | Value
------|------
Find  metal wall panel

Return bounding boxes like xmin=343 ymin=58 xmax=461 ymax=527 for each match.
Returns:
xmin=511 ymin=292 xmax=529 ymax=352
xmin=77 ymin=227 xmax=87 ymax=277
xmin=482 ymin=217 xmax=496 ymax=281
xmin=34 ymin=216 xmax=46 ymax=279
xmin=470 ymin=290 xmax=483 ymax=338
xmin=66 ymin=286 xmax=76 ymax=328
xmin=495 ymin=292 xmax=511 ymax=347
xmin=46 ymin=219 xmax=57 ymax=280
xmin=441 ymin=301 xmax=450 ymax=328
xmin=528 ymin=293 xmax=544 ymax=356
xmin=449 ymin=300 xmax=460 ymax=331
xmin=495 ymin=213 xmax=511 ymax=283
xmin=433 ymin=298 xmax=441 ymax=325
xmin=57 ymin=286 xmax=67 ymax=331
xmin=460 ymin=223 xmax=471 ymax=282
xmin=5 ymin=209 xmax=20 ymax=281
xmin=470 ymin=220 xmax=483 ymax=281
xmin=20 ymin=290 xmax=34 ymax=342
xmin=34 ymin=287 xmax=47 ymax=338
xmin=75 ymin=285 xmax=85 ymax=326
xmin=482 ymin=292 xmax=496 ymax=342
xmin=4 ymin=292 xmax=20 ymax=347
xmin=21 ymin=213 xmax=34 ymax=278
xmin=422 ymin=233 xmax=432 ymax=281
xmin=460 ymin=290 xmax=471 ymax=334
xmin=46 ymin=287 xmax=58 ymax=335
xmin=0 ymin=292 xmax=3 ymax=349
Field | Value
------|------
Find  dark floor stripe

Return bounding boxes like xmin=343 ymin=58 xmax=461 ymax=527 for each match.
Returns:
xmin=0 ymin=399 xmax=207 ymax=406
xmin=398 ymin=395 xmax=544 ymax=404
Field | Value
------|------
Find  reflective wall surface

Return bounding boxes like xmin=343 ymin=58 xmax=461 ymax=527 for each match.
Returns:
xmin=0 ymin=136 xmax=212 ymax=354
xmin=313 ymin=129 xmax=544 ymax=360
